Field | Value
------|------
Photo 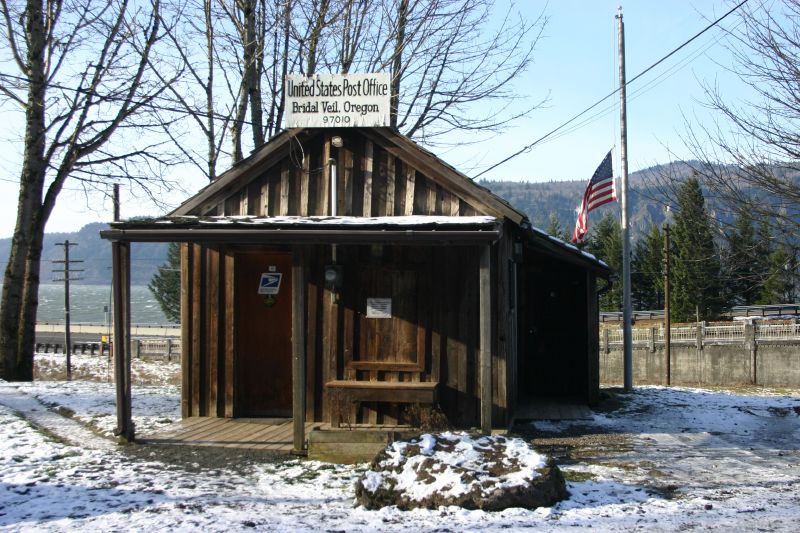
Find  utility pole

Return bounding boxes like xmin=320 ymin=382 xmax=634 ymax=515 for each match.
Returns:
xmin=617 ymin=7 xmax=633 ymax=391
xmin=113 ymin=183 xmax=120 ymax=222
xmin=663 ymin=223 xmax=671 ymax=386
xmin=53 ymin=240 xmax=84 ymax=378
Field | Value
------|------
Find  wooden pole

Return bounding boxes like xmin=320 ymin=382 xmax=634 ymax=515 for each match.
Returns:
xmin=112 ymin=240 xmax=134 ymax=441
xmin=617 ymin=8 xmax=633 ymax=392
xmin=113 ymin=184 xmax=120 ymax=222
xmin=111 ymin=185 xmax=133 ymax=441
xmin=663 ymin=223 xmax=671 ymax=386
xmin=479 ymin=245 xmax=492 ymax=434
xmin=53 ymin=240 xmax=82 ymax=378
xmin=63 ymin=241 xmax=72 ymax=377
xmin=292 ymin=247 xmax=307 ymax=455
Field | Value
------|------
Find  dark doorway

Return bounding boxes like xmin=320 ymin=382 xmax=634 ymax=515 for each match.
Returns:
xmin=519 ymin=256 xmax=589 ymax=402
xmin=235 ymin=251 xmax=293 ymax=417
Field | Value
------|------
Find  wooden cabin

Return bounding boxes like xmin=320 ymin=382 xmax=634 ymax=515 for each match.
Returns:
xmin=102 ymin=127 xmax=609 ymax=451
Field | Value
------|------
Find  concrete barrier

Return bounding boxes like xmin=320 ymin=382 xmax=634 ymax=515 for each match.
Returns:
xmin=600 ymin=321 xmax=800 ymax=387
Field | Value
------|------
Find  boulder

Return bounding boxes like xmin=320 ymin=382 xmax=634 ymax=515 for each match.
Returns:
xmin=355 ymin=432 xmax=568 ymax=511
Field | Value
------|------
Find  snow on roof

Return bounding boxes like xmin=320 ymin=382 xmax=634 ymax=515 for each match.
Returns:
xmin=150 ymin=215 xmax=498 ymax=227
xmin=527 ymin=224 xmax=609 ymax=269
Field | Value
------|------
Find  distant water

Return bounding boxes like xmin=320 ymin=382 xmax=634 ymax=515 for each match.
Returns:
xmin=36 ymin=284 xmax=173 ymax=325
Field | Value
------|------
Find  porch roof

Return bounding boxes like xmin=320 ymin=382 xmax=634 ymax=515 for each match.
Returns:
xmin=100 ymin=215 xmax=502 ymax=245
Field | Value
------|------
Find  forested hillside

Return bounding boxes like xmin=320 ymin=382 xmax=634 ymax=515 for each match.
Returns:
xmin=480 ymin=161 xmax=705 ymax=238
xmin=0 ymin=223 xmax=168 ymax=285
xmin=1 ymin=160 xmax=790 ymax=291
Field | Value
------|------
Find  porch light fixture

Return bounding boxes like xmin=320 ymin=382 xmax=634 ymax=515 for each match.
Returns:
xmin=331 ymin=135 xmax=344 ymax=148
xmin=324 ymin=264 xmax=343 ymax=291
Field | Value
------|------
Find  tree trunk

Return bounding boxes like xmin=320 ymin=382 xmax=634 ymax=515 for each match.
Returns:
xmin=205 ymin=0 xmax=217 ymax=181
xmin=390 ymin=0 xmax=408 ymax=129
xmin=305 ymin=0 xmax=330 ymax=76
xmin=231 ymin=82 xmax=248 ymax=163
xmin=0 ymin=0 xmax=47 ymax=381
xmin=243 ymin=0 xmax=264 ymax=148
xmin=17 ymin=220 xmax=46 ymax=380
xmin=272 ymin=0 xmax=292 ymax=134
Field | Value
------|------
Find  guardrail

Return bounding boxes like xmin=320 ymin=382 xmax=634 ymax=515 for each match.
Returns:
xmin=601 ymin=304 xmax=800 ymax=322
xmin=131 ymin=338 xmax=181 ymax=361
xmin=35 ymin=322 xmax=181 ymax=337
xmin=36 ymin=335 xmax=181 ymax=361
xmin=756 ymin=322 xmax=800 ymax=340
xmin=602 ymin=321 xmax=800 ymax=350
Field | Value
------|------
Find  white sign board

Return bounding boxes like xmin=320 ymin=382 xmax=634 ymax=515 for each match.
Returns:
xmin=284 ymin=73 xmax=391 ymax=128
xmin=258 ymin=272 xmax=283 ymax=295
xmin=366 ymin=298 xmax=392 ymax=319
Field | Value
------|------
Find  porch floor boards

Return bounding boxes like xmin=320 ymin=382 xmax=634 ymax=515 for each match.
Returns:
xmin=513 ymin=399 xmax=594 ymax=421
xmin=140 ymin=417 xmax=324 ymax=452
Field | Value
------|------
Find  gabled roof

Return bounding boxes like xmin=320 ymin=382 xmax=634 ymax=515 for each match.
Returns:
xmin=161 ymin=127 xmax=607 ymax=275
xmin=170 ymin=127 xmax=527 ymax=224
xmin=171 ymin=128 xmax=305 ymax=217
xmin=361 ymin=128 xmax=527 ymax=225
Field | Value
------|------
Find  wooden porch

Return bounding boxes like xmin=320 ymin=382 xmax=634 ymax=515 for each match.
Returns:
xmin=140 ymin=417 xmax=324 ymax=452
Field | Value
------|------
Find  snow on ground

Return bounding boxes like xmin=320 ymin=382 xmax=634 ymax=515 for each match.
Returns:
xmin=24 ymin=352 xmax=180 ymax=438
xmin=0 ymin=352 xmax=799 ymax=531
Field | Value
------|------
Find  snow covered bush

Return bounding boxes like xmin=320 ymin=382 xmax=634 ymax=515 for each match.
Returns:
xmin=355 ymin=432 xmax=567 ymax=511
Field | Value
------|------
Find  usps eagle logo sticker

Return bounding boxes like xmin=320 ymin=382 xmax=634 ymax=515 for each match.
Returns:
xmin=258 ymin=272 xmax=283 ymax=295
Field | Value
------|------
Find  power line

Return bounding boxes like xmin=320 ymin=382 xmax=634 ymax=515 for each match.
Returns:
xmin=473 ymin=0 xmax=752 ymax=179
xmin=0 ymin=0 xmax=753 ymax=182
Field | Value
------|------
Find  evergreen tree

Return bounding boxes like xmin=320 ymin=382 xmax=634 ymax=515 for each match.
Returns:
xmin=724 ymin=208 xmax=760 ymax=306
xmin=148 ymin=243 xmax=181 ymax=323
xmin=758 ymin=244 xmax=797 ymax=304
xmin=632 ymin=223 xmax=664 ymax=310
xmin=545 ymin=211 xmax=570 ymax=241
xmin=671 ymin=177 xmax=724 ymax=322
xmin=585 ymin=212 xmax=623 ymax=311
xmin=754 ymin=219 xmax=774 ymax=293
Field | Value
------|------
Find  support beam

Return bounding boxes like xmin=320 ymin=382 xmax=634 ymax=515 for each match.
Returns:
xmin=279 ymin=161 xmax=290 ymax=215
xmin=292 ymin=247 xmax=307 ymax=454
xmin=112 ymin=241 xmax=134 ymax=441
xmin=479 ymin=245 xmax=492 ymax=433
xmin=363 ymin=140 xmax=373 ymax=216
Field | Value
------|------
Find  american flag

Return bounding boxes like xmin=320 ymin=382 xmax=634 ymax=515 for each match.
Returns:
xmin=572 ymin=150 xmax=617 ymax=243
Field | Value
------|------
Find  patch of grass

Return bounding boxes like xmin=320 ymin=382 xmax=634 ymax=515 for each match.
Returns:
xmin=648 ymin=483 xmax=681 ymax=500
xmin=55 ymin=405 xmax=75 ymax=418
xmin=286 ymin=469 xmax=321 ymax=483
xmin=561 ymin=470 xmax=597 ymax=482
xmin=595 ymin=389 xmax=632 ymax=414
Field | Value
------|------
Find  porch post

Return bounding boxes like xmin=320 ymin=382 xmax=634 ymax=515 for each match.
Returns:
xmin=292 ymin=247 xmax=307 ymax=454
xmin=479 ymin=244 xmax=492 ymax=433
xmin=112 ymin=240 xmax=134 ymax=441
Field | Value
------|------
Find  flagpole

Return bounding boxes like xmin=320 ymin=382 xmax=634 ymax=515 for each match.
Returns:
xmin=617 ymin=7 xmax=633 ymax=391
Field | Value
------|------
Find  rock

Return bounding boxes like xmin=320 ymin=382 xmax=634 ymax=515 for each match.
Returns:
xmin=354 ymin=432 xmax=568 ymax=511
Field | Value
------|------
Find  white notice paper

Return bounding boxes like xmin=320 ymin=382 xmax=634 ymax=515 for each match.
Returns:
xmin=366 ymin=298 xmax=392 ymax=318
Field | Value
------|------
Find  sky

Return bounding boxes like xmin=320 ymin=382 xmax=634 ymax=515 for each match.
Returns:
xmin=448 ymin=0 xmax=751 ymax=182
xmin=0 ymin=0 xmax=762 ymax=238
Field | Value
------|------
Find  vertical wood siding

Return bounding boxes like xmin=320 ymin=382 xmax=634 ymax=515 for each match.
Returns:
xmin=178 ymin=129 xmax=528 ymax=427
xmin=199 ymin=132 xmax=484 ymax=218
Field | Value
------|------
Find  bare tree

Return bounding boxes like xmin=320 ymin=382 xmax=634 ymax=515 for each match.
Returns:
xmin=162 ymin=0 xmax=545 ymax=171
xmin=298 ymin=0 xmax=547 ymax=144
xmin=677 ymin=0 xmax=800 ymax=243
xmin=0 ymin=0 xmax=175 ymax=380
xmin=371 ymin=0 xmax=546 ymax=144
xmin=155 ymin=0 xmax=234 ymax=181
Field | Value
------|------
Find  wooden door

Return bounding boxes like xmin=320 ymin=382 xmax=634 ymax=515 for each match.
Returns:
xmin=235 ymin=251 xmax=293 ymax=416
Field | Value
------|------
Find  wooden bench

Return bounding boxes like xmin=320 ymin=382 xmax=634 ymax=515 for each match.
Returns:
xmin=325 ymin=380 xmax=438 ymax=427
